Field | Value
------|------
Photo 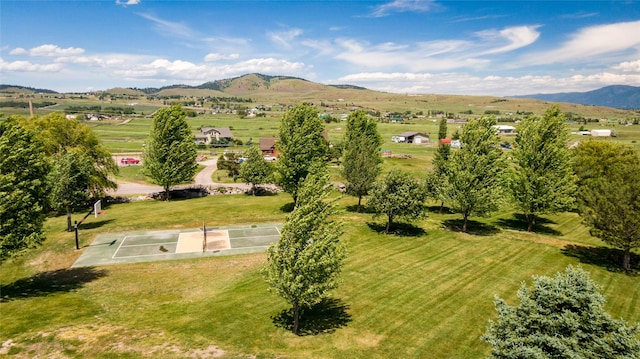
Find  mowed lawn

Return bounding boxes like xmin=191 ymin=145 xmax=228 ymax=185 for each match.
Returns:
xmin=1 ymin=194 xmax=639 ymax=358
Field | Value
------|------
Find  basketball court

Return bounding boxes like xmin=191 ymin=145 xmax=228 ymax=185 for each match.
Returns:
xmin=72 ymin=223 xmax=282 ymax=268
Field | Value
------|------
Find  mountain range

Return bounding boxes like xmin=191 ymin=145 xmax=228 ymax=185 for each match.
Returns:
xmin=2 ymin=75 xmax=639 ymax=109
xmin=512 ymin=85 xmax=640 ymax=109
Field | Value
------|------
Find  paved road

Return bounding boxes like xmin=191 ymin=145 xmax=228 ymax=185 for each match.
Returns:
xmin=110 ymin=157 xmax=254 ymax=196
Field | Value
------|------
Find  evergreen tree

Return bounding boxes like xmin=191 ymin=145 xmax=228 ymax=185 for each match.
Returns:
xmin=239 ymin=146 xmax=273 ymax=195
xmin=368 ymin=170 xmax=427 ymax=233
xmin=444 ymin=116 xmax=504 ymax=232
xmin=482 ymin=265 xmax=640 ymax=358
xmin=263 ymin=168 xmax=346 ymax=334
xmin=143 ymin=105 xmax=198 ymax=200
xmin=275 ymin=104 xmax=328 ymax=205
xmin=507 ymin=105 xmax=577 ymax=231
xmin=341 ymin=110 xmax=382 ymax=212
xmin=438 ymin=117 xmax=448 ymax=140
xmin=573 ymin=141 xmax=640 ymax=270
xmin=0 ymin=118 xmax=50 ymax=261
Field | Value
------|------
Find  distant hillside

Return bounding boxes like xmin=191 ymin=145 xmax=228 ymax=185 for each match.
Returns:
xmin=0 ymin=84 xmax=58 ymax=94
xmin=512 ymin=85 xmax=640 ymax=109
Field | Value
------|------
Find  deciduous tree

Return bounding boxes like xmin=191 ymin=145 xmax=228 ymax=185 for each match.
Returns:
xmin=426 ymin=143 xmax=451 ymax=212
xmin=275 ymin=104 xmax=328 ymax=205
xmin=21 ymin=112 xmax=118 ymax=198
xmin=341 ymin=110 xmax=382 ymax=212
xmin=507 ymin=105 xmax=577 ymax=231
xmin=143 ymin=105 xmax=198 ymax=200
xmin=48 ymin=151 xmax=94 ymax=231
xmin=0 ymin=118 xmax=50 ymax=261
xmin=444 ymin=116 xmax=504 ymax=232
xmin=239 ymin=146 xmax=273 ymax=194
xmin=263 ymin=168 xmax=346 ymax=334
xmin=368 ymin=170 xmax=427 ymax=233
xmin=482 ymin=265 xmax=640 ymax=358
xmin=573 ymin=141 xmax=640 ymax=270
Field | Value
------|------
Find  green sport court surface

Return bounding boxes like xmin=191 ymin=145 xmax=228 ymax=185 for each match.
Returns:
xmin=72 ymin=223 xmax=282 ymax=268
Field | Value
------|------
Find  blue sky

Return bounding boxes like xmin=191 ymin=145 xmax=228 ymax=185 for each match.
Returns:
xmin=1 ymin=0 xmax=639 ymax=96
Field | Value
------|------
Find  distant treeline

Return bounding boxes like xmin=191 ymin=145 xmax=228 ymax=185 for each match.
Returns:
xmin=0 ymin=100 xmax=57 ymax=108
xmin=65 ymin=105 xmax=136 ymax=114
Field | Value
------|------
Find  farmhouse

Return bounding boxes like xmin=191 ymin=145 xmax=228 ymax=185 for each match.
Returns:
xmin=195 ymin=127 xmax=234 ymax=146
xmin=260 ymin=137 xmax=278 ymax=158
xmin=392 ymin=132 xmax=430 ymax=144
xmin=493 ymin=125 xmax=516 ymax=135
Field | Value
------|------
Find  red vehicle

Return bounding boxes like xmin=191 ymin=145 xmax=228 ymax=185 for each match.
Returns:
xmin=120 ymin=157 xmax=140 ymax=165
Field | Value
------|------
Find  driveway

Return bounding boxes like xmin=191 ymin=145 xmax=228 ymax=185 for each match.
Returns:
xmin=109 ymin=157 xmax=254 ymax=196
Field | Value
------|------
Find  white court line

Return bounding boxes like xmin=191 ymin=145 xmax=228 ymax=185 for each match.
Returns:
xmin=120 ymin=242 xmax=178 ymax=248
xmin=230 ymin=234 xmax=280 ymax=240
xmin=275 ymin=226 xmax=281 ymax=234
xmin=112 ymin=235 xmax=129 ymax=259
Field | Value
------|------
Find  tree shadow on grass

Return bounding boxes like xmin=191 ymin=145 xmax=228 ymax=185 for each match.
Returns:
xmin=280 ymin=202 xmax=295 ymax=213
xmin=561 ymin=245 xmax=639 ymax=275
xmin=77 ymin=218 xmax=115 ymax=230
xmin=495 ymin=214 xmax=562 ymax=236
xmin=367 ymin=222 xmax=427 ymax=237
xmin=345 ymin=204 xmax=377 ymax=214
xmin=1 ymin=267 xmax=108 ymax=302
xmin=272 ymin=298 xmax=352 ymax=336
xmin=442 ymin=219 xmax=500 ymax=236
xmin=426 ymin=205 xmax=451 ymax=214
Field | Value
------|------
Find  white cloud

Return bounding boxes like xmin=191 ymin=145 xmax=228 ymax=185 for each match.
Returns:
xmin=612 ymin=59 xmax=640 ymax=73
xmin=116 ymin=0 xmax=141 ymax=6
xmin=333 ymin=25 xmax=538 ymax=72
xmin=335 ymin=70 xmax=640 ymax=96
xmin=0 ymin=58 xmax=62 ymax=72
xmin=475 ymin=25 xmax=541 ymax=55
xmin=268 ymin=28 xmax=303 ymax=49
xmin=138 ymin=13 xmax=195 ymax=39
xmin=9 ymin=48 xmax=27 ymax=55
xmin=370 ymin=0 xmax=438 ymax=17
xmin=204 ymin=53 xmax=240 ymax=62
xmin=521 ymin=20 xmax=640 ymax=66
xmin=28 ymin=44 xmax=85 ymax=57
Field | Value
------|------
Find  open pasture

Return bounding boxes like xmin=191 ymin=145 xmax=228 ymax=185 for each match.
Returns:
xmin=1 ymin=193 xmax=638 ymax=358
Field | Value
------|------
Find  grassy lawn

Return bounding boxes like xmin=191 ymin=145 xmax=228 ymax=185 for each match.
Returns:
xmin=1 ymin=194 xmax=638 ymax=358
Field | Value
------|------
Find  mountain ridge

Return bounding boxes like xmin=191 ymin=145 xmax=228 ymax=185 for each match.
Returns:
xmin=512 ymin=85 xmax=640 ymax=109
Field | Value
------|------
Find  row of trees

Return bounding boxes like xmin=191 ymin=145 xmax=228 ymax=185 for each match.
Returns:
xmin=1 ymin=114 xmax=118 ymax=261
xmin=423 ymin=106 xmax=639 ymax=270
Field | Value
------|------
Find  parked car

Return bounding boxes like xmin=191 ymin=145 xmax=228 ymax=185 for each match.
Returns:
xmin=263 ymin=156 xmax=277 ymax=162
xmin=120 ymin=157 xmax=140 ymax=165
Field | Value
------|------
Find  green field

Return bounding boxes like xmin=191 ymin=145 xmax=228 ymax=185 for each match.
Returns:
xmin=1 ymin=194 xmax=638 ymax=358
xmin=2 ymin=86 xmax=640 ymax=357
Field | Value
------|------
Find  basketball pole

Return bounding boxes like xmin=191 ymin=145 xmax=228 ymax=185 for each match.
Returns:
xmin=202 ymin=219 xmax=207 ymax=252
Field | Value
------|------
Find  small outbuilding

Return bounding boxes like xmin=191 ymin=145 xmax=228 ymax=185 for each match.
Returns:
xmin=393 ymin=131 xmax=430 ymax=144
xmin=493 ymin=125 xmax=516 ymax=135
xmin=591 ymin=129 xmax=612 ymax=137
